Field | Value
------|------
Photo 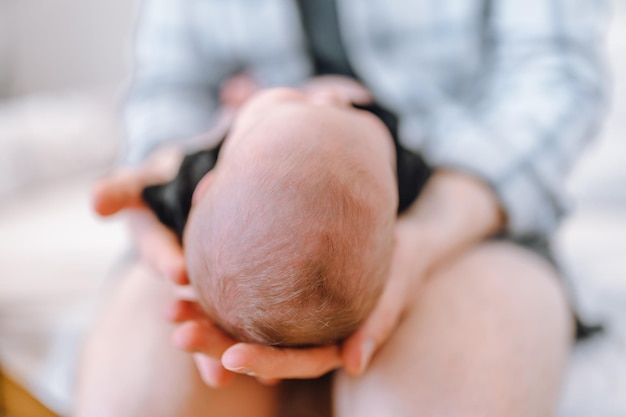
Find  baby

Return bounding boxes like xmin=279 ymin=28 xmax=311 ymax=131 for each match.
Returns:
xmin=143 ymin=87 xmax=431 ymax=347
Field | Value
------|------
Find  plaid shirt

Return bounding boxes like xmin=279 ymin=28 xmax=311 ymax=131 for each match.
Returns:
xmin=124 ymin=0 xmax=609 ymax=237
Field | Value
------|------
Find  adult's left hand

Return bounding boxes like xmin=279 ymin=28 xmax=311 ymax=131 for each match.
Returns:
xmin=167 ymin=298 xmax=283 ymax=387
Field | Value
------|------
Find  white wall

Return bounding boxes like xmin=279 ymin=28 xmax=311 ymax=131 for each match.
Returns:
xmin=0 ymin=0 xmax=139 ymax=97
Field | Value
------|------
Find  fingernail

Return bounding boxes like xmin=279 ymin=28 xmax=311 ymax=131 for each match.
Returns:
xmin=224 ymin=365 xmax=254 ymax=376
xmin=359 ymin=339 xmax=376 ymax=374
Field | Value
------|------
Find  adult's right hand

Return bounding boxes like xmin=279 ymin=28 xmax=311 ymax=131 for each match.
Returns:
xmin=92 ymin=147 xmax=189 ymax=284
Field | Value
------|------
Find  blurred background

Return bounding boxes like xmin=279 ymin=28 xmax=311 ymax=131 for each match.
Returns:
xmin=0 ymin=1 xmax=137 ymax=415
xmin=0 ymin=1 xmax=624 ymax=416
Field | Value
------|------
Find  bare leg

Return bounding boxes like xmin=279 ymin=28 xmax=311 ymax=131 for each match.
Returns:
xmin=334 ymin=242 xmax=573 ymax=417
xmin=74 ymin=261 xmax=279 ymax=417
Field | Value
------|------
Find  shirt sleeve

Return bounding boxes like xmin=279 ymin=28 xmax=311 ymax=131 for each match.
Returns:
xmin=405 ymin=0 xmax=609 ymax=237
xmin=122 ymin=0 xmax=227 ymax=164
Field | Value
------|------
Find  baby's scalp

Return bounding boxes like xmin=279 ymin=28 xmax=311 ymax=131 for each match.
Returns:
xmin=185 ymin=98 xmax=396 ymax=346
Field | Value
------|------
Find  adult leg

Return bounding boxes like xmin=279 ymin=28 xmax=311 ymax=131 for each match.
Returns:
xmin=334 ymin=241 xmax=573 ymax=417
xmin=74 ymin=261 xmax=279 ymax=417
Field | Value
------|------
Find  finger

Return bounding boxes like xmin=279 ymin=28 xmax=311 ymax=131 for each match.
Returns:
xmin=221 ymin=343 xmax=342 ymax=380
xmin=93 ymin=147 xmax=183 ymax=217
xmin=173 ymin=321 xmax=237 ymax=358
xmin=193 ymin=353 xmax=234 ymax=388
xmin=127 ymin=210 xmax=188 ymax=284
xmin=341 ymin=274 xmax=408 ymax=376
xmin=164 ymin=299 xmax=207 ymax=323
xmin=92 ymin=170 xmax=146 ymax=216
xmin=341 ymin=303 xmax=402 ymax=376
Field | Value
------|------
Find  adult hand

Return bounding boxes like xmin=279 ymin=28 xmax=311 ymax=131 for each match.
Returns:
xmin=167 ymin=299 xmax=283 ymax=387
xmin=340 ymin=170 xmax=506 ymax=374
xmin=92 ymin=147 xmax=189 ymax=284
xmin=166 ymin=299 xmax=237 ymax=388
xmin=93 ymin=146 xmax=245 ymax=386
xmin=339 ymin=218 xmax=428 ymax=375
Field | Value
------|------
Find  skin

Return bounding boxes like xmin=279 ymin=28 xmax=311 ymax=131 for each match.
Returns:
xmin=84 ymin=84 xmax=573 ymax=416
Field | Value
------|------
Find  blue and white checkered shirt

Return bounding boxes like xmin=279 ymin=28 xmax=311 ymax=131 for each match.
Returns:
xmin=123 ymin=0 xmax=609 ymax=238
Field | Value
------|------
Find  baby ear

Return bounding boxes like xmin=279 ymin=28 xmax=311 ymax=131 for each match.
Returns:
xmin=192 ymin=171 xmax=216 ymax=205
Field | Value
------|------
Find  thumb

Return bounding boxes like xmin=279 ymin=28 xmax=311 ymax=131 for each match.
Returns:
xmin=341 ymin=260 xmax=412 ymax=376
xmin=92 ymin=169 xmax=146 ymax=216
xmin=341 ymin=299 xmax=404 ymax=376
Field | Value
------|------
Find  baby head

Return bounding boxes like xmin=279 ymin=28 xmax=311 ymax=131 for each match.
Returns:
xmin=184 ymin=88 xmax=398 ymax=346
